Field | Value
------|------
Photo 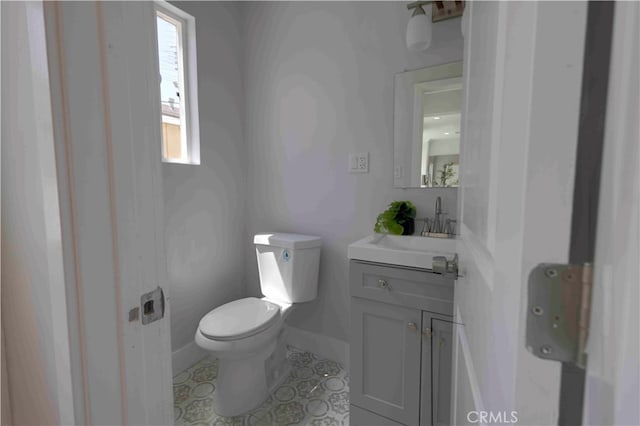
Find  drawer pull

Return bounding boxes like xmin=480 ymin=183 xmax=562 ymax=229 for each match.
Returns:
xmin=378 ymin=279 xmax=389 ymax=290
xmin=407 ymin=322 xmax=417 ymax=332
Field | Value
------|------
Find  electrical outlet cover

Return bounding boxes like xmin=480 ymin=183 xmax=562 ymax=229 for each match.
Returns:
xmin=349 ymin=152 xmax=368 ymax=173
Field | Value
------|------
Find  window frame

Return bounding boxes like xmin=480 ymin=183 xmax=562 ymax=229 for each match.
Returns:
xmin=154 ymin=1 xmax=200 ymax=165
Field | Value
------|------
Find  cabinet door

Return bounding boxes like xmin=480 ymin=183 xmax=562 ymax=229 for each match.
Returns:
xmin=420 ymin=313 xmax=453 ymax=426
xmin=351 ymin=297 xmax=422 ymax=426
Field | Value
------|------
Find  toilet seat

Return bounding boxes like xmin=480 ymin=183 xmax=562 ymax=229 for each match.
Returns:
xmin=199 ymin=297 xmax=280 ymax=341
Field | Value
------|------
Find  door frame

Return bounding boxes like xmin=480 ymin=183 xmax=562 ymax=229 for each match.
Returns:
xmin=1 ymin=2 xmax=77 ymax=423
xmin=559 ymin=2 xmax=615 ymax=424
xmin=584 ymin=2 xmax=640 ymax=424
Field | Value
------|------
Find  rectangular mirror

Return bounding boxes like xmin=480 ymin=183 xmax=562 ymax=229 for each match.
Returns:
xmin=394 ymin=61 xmax=463 ymax=188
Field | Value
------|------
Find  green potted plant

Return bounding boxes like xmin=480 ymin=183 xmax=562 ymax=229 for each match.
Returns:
xmin=437 ymin=162 xmax=458 ymax=187
xmin=374 ymin=201 xmax=417 ymax=235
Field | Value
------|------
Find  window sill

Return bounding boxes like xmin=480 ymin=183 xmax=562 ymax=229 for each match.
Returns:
xmin=161 ymin=158 xmax=200 ymax=166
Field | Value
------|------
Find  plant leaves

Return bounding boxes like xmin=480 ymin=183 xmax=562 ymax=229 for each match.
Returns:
xmin=373 ymin=200 xmax=416 ymax=234
xmin=388 ymin=223 xmax=403 ymax=235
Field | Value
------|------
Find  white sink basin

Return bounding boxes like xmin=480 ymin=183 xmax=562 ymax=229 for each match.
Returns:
xmin=347 ymin=234 xmax=457 ymax=270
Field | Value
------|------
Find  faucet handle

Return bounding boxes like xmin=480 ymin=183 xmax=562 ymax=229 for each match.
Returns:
xmin=420 ymin=218 xmax=430 ymax=236
xmin=446 ymin=219 xmax=457 ymax=236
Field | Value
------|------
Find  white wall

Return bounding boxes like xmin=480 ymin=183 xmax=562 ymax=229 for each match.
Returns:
xmin=1 ymin=2 xmax=74 ymax=423
xmin=163 ymin=2 xmax=247 ymax=355
xmin=242 ymin=2 xmax=463 ymax=343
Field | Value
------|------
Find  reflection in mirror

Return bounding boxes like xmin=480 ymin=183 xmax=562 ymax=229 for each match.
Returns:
xmin=420 ymin=78 xmax=461 ymax=187
xmin=394 ymin=62 xmax=462 ymax=188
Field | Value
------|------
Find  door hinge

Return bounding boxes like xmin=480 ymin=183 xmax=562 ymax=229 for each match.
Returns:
xmin=525 ymin=263 xmax=592 ymax=368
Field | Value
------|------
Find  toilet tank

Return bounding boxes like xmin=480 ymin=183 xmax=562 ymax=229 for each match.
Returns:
xmin=253 ymin=233 xmax=322 ymax=304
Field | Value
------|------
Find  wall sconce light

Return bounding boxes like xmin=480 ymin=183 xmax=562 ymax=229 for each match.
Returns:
xmin=406 ymin=2 xmax=432 ymax=51
xmin=406 ymin=1 xmax=466 ymax=52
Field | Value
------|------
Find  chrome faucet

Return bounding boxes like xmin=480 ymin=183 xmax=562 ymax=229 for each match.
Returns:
xmin=434 ymin=197 xmax=442 ymax=233
xmin=420 ymin=196 xmax=456 ymax=238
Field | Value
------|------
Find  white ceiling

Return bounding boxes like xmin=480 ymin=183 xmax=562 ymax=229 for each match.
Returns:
xmin=423 ymin=112 xmax=461 ymax=141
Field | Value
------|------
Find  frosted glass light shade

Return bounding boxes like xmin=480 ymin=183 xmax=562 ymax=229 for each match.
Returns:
xmin=406 ymin=9 xmax=432 ymax=51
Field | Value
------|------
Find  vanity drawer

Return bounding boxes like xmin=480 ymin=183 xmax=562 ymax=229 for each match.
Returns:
xmin=349 ymin=260 xmax=453 ymax=315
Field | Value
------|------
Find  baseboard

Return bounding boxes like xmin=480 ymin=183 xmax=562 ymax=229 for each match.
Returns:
xmin=285 ymin=325 xmax=349 ymax=371
xmin=172 ymin=341 xmax=208 ymax=373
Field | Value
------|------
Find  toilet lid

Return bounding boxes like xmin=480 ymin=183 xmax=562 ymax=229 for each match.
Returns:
xmin=199 ymin=297 xmax=281 ymax=341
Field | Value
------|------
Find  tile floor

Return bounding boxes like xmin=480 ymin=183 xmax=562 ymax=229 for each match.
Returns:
xmin=173 ymin=347 xmax=350 ymax=425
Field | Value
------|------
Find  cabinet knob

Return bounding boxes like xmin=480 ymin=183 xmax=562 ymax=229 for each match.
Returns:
xmin=378 ymin=279 xmax=389 ymax=290
xmin=407 ymin=322 xmax=417 ymax=332
xmin=422 ymin=328 xmax=433 ymax=338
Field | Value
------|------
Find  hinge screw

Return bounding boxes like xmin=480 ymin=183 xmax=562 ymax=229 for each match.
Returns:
xmin=541 ymin=345 xmax=553 ymax=355
xmin=545 ymin=268 xmax=558 ymax=278
xmin=532 ymin=306 xmax=544 ymax=316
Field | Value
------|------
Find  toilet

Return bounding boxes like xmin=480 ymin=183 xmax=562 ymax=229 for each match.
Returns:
xmin=194 ymin=232 xmax=322 ymax=417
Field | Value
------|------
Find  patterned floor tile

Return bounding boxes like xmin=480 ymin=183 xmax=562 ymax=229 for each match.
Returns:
xmin=173 ymin=346 xmax=349 ymax=425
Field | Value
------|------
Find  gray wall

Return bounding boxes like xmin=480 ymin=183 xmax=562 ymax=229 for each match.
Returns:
xmin=242 ymin=2 xmax=463 ymax=342
xmin=163 ymin=2 xmax=246 ymax=352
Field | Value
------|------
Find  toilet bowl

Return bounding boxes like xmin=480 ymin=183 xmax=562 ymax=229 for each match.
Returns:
xmin=195 ymin=297 xmax=292 ymax=416
xmin=195 ymin=233 xmax=322 ymax=417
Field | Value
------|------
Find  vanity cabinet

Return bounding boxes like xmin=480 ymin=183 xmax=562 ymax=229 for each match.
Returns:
xmin=349 ymin=260 xmax=454 ymax=426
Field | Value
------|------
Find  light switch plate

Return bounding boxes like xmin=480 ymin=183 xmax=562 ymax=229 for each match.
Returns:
xmin=349 ymin=152 xmax=369 ymax=173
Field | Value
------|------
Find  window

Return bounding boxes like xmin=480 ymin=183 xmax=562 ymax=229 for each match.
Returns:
xmin=155 ymin=2 xmax=200 ymax=164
